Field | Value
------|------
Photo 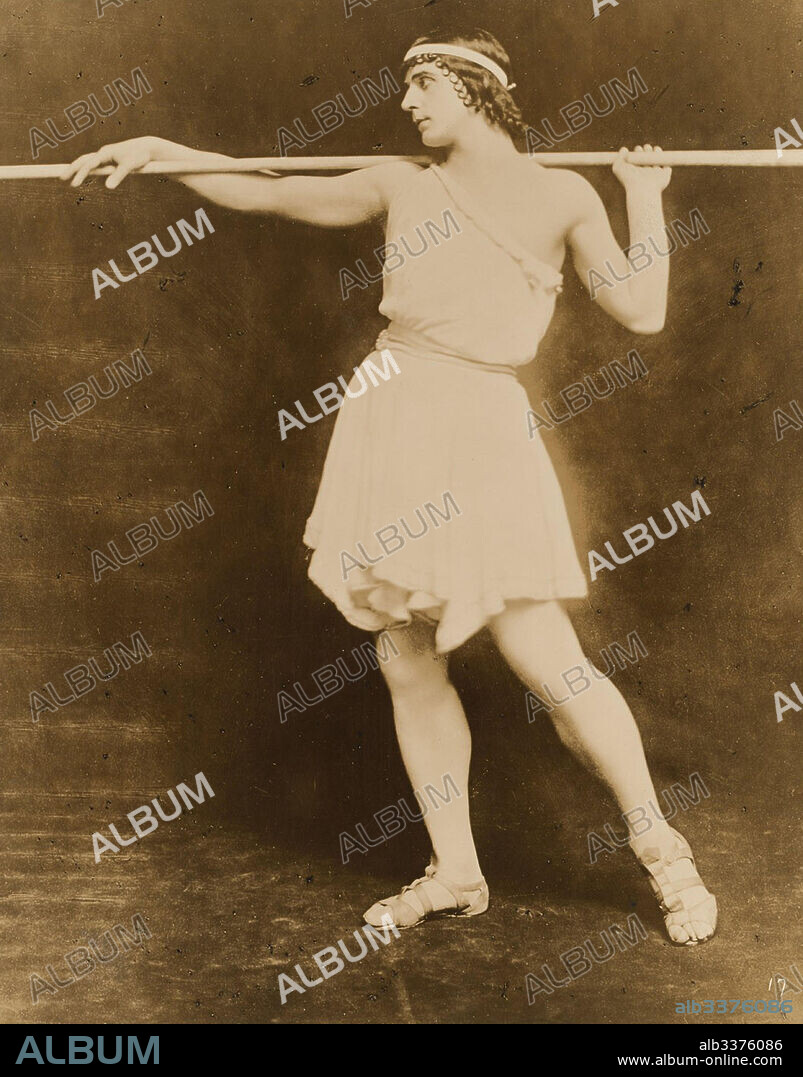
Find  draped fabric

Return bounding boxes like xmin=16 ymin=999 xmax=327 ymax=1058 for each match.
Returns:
xmin=303 ymin=166 xmax=588 ymax=654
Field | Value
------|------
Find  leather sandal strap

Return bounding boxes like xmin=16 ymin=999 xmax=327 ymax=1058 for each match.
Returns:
xmin=378 ymin=893 xmax=426 ymax=923
xmin=634 ymin=830 xmax=717 ymax=944
xmin=666 ymin=893 xmax=717 ymax=919
xmin=667 ymin=874 xmax=706 ymax=892
xmin=638 ymin=831 xmax=696 ymax=867
xmin=404 ymin=878 xmax=435 ymax=917
xmin=644 ymin=872 xmax=683 ymax=913
xmin=643 ymin=863 xmax=704 ymax=892
xmin=425 ymin=866 xmax=485 ymax=908
xmin=641 ymin=856 xmax=707 ymax=913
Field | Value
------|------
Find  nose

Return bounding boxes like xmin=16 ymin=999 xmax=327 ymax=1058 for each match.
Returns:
xmin=401 ymin=84 xmax=419 ymax=113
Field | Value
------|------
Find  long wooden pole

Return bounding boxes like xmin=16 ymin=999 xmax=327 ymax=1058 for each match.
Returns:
xmin=2 ymin=149 xmax=803 ymax=179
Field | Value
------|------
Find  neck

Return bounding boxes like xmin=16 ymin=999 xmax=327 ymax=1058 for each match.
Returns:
xmin=441 ymin=122 xmax=520 ymax=175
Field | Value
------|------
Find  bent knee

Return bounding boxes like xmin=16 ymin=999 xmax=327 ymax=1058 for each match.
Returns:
xmin=491 ymin=598 xmax=567 ymax=635
xmin=490 ymin=599 xmax=576 ymax=657
xmin=378 ymin=649 xmax=451 ymax=699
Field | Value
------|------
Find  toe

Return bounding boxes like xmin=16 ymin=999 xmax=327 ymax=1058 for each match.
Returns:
xmin=681 ymin=922 xmax=699 ymax=944
xmin=668 ymin=922 xmax=692 ymax=945
xmin=363 ymin=902 xmax=392 ymax=928
xmin=691 ymin=919 xmax=714 ymax=942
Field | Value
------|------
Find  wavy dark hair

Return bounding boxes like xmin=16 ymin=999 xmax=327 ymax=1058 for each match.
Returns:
xmin=401 ymin=28 xmax=525 ymax=139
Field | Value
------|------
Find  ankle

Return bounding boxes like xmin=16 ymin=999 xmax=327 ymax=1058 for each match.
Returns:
xmin=629 ymin=821 xmax=676 ymax=860
xmin=430 ymin=856 xmax=484 ymax=883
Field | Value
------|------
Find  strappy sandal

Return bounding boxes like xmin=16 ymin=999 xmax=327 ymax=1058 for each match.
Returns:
xmin=363 ymin=864 xmax=489 ymax=930
xmin=633 ymin=826 xmax=717 ymax=946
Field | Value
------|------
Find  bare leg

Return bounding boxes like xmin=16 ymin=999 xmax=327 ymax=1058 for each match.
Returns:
xmin=490 ymin=599 xmax=670 ymax=851
xmin=363 ymin=618 xmax=485 ymax=924
xmin=361 ymin=616 xmax=488 ymax=926
xmin=489 ymin=598 xmax=715 ymax=944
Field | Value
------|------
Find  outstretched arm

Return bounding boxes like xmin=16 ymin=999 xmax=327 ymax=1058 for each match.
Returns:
xmin=567 ymin=145 xmax=672 ymax=334
xmin=61 ymin=136 xmax=418 ymax=226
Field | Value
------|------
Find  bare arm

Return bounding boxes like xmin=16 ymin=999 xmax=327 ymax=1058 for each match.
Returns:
xmin=567 ymin=145 xmax=672 ymax=334
xmin=61 ymin=136 xmax=419 ymax=227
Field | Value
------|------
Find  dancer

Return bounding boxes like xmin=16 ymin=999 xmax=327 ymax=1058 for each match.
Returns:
xmin=63 ymin=27 xmax=717 ymax=945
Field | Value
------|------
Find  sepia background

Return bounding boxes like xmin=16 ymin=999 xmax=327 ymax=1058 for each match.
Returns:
xmin=0 ymin=0 xmax=800 ymax=1024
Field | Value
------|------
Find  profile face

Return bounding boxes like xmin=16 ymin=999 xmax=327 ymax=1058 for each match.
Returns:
xmin=401 ymin=60 xmax=473 ymax=147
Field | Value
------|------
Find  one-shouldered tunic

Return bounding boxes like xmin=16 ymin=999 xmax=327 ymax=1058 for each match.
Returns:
xmin=303 ymin=164 xmax=588 ymax=654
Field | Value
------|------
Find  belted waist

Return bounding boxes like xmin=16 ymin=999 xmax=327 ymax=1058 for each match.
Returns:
xmin=374 ymin=326 xmax=520 ymax=379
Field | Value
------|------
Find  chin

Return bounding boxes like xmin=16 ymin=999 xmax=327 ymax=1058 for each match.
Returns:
xmin=418 ymin=129 xmax=453 ymax=149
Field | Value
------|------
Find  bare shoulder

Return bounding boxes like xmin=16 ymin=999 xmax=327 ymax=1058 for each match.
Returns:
xmin=535 ymin=166 xmax=604 ymax=218
xmin=360 ymin=160 xmax=424 ymax=205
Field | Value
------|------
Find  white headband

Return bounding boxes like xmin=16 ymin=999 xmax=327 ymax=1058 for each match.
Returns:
xmin=403 ymin=43 xmax=515 ymax=90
